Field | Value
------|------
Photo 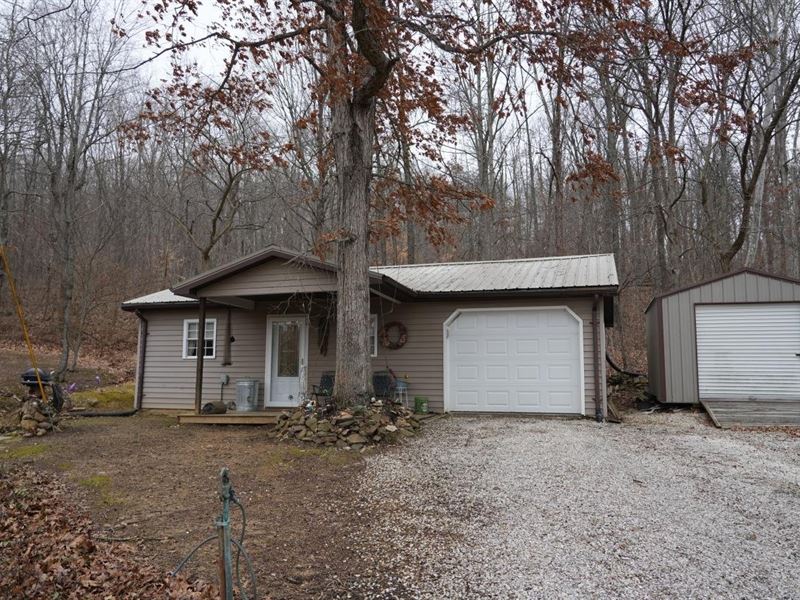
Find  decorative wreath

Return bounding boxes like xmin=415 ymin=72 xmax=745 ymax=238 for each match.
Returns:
xmin=379 ymin=321 xmax=408 ymax=350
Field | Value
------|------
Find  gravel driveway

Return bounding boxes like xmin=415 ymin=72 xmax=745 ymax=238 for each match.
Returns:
xmin=349 ymin=413 xmax=800 ymax=599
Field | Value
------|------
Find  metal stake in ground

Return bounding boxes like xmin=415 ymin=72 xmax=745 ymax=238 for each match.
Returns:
xmin=217 ymin=468 xmax=234 ymax=600
xmin=172 ymin=468 xmax=258 ymax=600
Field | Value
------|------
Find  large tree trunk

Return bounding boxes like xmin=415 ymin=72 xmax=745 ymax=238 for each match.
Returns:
xmin=331 ymin=97 xmax=374 ymax=403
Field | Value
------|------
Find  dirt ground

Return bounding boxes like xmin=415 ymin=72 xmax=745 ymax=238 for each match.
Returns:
xmin=0 ymin=413 xmax=373 ymax=599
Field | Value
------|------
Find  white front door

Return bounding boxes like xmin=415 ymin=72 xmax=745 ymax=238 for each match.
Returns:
xmin=266 ymin=317 xmax=308 ymax=407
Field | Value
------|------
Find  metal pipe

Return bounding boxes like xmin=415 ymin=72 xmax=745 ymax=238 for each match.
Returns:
xmin=606 ymin=352 xmax=645 ymax=378
xmin=194 ymin=297 xmax=207 ymax=415
xmin=134 ymin=310 xmax=148 ymax=410
xmin=592 ymin=295 xmax=603 ymax=422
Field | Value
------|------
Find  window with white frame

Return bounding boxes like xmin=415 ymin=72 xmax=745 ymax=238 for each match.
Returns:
xmin=183 ymin=319 xmax=217 ymax=359
xmin=369 ymin=314 xmax=378 ymax=357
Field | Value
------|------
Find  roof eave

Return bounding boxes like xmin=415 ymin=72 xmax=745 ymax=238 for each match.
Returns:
xmin=121 ymin=301 xmax=197 ymax=312
xmin=405 ymin=285 xmax=619 ymax=299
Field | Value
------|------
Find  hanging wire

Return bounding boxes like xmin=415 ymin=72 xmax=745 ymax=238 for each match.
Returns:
xmin=0 ymin=245 xmax=48 ymax=402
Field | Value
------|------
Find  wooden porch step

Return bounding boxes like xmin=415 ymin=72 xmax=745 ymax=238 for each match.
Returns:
xmin=177 ymin=410 xmax=282 ymax=425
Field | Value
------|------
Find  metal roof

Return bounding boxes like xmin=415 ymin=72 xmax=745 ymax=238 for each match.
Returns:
xmin=122 ymin=289 xmax=193 ymax=307
xmin=644 ymin=267 xmax=800 ymax=313
xmin=123 ymin=253 xmax=618 ymax=308
xmin=372 ymin=254 xmax=618 ymax=294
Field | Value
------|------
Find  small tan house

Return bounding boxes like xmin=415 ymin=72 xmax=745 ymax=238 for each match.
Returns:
xmin=122 ymin=247 xmax=618 ymax=419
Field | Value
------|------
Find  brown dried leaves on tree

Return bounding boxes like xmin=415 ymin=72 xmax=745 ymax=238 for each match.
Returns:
xmin=129 ymin=0 xmax=654 ymax=255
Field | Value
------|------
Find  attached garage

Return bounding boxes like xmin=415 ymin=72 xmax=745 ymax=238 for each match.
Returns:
xmin=445 ymin=307 xmax=584 ymax=413
xmin=645 ymin=269 xmax=800 ymax=426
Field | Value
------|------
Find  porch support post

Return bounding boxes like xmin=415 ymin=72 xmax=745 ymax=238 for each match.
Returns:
xmin=194 ymin=297 xmax=207 ymax=415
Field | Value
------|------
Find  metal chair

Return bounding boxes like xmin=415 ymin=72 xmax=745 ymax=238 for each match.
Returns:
xmin=312 ymin=371 xmax=335 ymax=413
xmin=372 ymin=370 xmax=396 ymax=400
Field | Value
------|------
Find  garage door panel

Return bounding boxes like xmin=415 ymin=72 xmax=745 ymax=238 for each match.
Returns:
xmin=546 ymin=311 xmax=574 ymax=328
xmin=516 ymin=312 xmax=541 ymax=328
xmin=486 ymin=340 xmax=508 ymax=355
xmin=696 ymin=304 xmax=800 ymax=400
xmin=547 ymin=338 xmax=572 ymax=354
xmin=487 ymin=390 xmax=510 ymax=407
xmin=455 ymin=340 xmax=479 ymax=355
xmin=517 ymin=391 xmax=541 ymax=408
xmin=455 ymin=314 xmax=478 ymax=330
xmin=486 ymin=313 xmax=509 ymax=328
xmin=548 ymin=390 xmax=574 ymax=408
xmin=516 ymin=365 xmax=540 ymax=380
xmin=457 ymin=365 xmax=479 ymax=380
xmin=447 ymin=308 xmax=582 ymax=414
xmin=547 ymin=365 xmax=573 ymax=381
xmin=486 ymin=365 xmax=509 ymax=380
xmin=516 ymin=339 xmax=540 ymax=354
xmin=453 ymin=389 xmax=479 ymax=408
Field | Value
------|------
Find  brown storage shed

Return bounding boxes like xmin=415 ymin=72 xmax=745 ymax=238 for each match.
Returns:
xmin=645 ymin=269 xmax=800 ymax=406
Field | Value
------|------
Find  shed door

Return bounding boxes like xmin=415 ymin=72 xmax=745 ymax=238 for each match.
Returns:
xmin=696 ymin=304 xmax=800 ymax=400
xmin=446 ymin=308 xmax=583 ymax=414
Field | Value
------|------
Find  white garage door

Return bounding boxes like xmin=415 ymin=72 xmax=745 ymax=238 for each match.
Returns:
xmin=696 ymin=303 xmax=800 ymax=400
xmin=445 ymin=308 xmax=583 ymax=413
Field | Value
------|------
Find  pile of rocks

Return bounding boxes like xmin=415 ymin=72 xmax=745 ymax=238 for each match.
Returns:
xmin=17 ymin=399 xmax=60 ymax=437
xmin=273 ymin=402 xmax=424 ymax=450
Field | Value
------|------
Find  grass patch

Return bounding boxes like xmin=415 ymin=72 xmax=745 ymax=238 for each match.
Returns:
xmin=78 ymin=474 xmax=123 ymax=506
xmin=3 ymin=444 xmax=47 ymax=460
xmin=286 ymin=445 xmax=323 ymax=458
xmin=285 ymin=445 xmax=359 ymax=466
xmin=71 ymin=383 xmax=134 ymax=410
xmin=261 ymin=444 xmax=360 ymax=477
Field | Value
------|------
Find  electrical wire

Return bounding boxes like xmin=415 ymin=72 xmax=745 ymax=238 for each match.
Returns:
xmin=170 ymin=535 xmax=218 ymax=577
xmin=231 ymin=494 xmax=257 ymax=600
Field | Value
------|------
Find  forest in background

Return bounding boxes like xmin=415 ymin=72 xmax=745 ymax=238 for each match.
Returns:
xmin=0 ymin=0 xmax=799 ymax=374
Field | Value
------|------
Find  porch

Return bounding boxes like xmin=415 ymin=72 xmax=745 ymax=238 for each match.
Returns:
xmin=172 ymin=249 xmax=406 ymax=419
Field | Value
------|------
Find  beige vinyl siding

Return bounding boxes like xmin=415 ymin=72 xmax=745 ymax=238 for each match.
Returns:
xmin=307 ymin=296 xmax=602 ymax=415
xmin=139 ymin=296 xmax=605 ymax=415
xmin=650 ymin=271 xmax=800 ymax=404
xmin=141 ymin=308 xmax=268 ymax=410
xmin=197 ymin=260 xmax=337 ymax=297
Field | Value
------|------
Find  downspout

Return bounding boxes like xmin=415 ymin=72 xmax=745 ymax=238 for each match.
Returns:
xmin=134 ymin=310 xmax=148 ymax=410
xmin=592 ymin=295 xmax=603 ymax=422
xmin=68 ymin=310 xmax=145 ymax=418
xmin=194 ymin=297 xmax=208 ymax=415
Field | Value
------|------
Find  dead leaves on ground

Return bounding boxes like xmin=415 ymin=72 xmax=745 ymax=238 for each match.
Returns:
xmin=0 ymin=467 xmax=216 ymax=599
